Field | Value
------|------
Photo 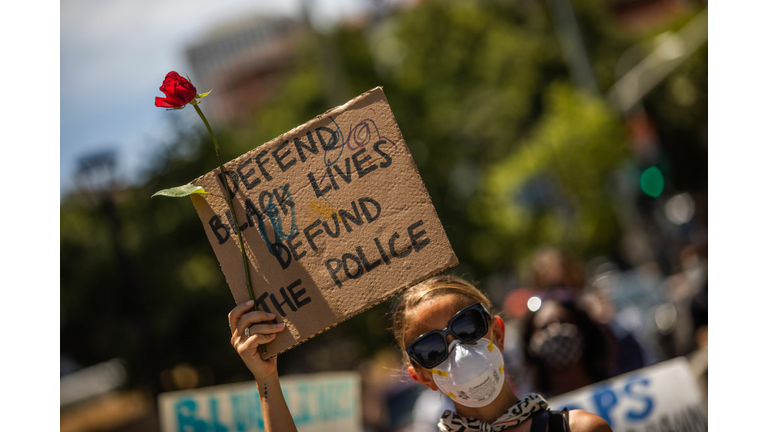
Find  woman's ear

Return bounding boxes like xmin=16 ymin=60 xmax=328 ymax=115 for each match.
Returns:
xmin=407 ymin=364 xmax=439 ymax=391
xmin=491 ymin=316 xmax=506 ymax=351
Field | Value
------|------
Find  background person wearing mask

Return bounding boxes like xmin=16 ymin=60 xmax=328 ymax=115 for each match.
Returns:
xmin=520 ymin=299 xmax=615 ymax=398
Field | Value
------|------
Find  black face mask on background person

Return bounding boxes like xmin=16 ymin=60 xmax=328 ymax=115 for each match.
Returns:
xmin=529 ymin=322 xmax=585 ymax=370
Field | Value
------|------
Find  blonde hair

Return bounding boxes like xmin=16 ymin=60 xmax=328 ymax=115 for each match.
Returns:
xmin=392 ymin=275 xmax=492 ymax=365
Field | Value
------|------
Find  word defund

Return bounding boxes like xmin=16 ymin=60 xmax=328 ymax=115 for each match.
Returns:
xmin=209 ymin=194 xmax=384 ymax=269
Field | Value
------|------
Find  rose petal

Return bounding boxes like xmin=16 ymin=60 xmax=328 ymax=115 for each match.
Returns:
xmin=155 ymin=97 xmax=181 ymax=108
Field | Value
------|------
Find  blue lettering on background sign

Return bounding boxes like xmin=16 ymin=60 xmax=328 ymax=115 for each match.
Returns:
xmin=551 ymin=372 xmax=659 ymax=428
xmin=230 ymin=394 xmax=248 ymax=431
xmin=623 ymin=375 xmax=654 ymax=421
xmin=317 ymin=382 xmax=332 ymax=422
xmin=230 ymin=391 xmax=264 ymax=431
xmin=323 ymin=380 xmax=353 ymax=421
xmin=591 ymin=383 xmax=619 ymax=427
xmin=336 ymin=381 xmax=354 ymax=418
xmin=175 ymin=398 xmax=206 ymax=432
xmin=169 ymin=378 xmax=357 ymax=432
xmin=289 ymin=380 xmax=356 ymax=425
xmin=209 ymin=398 xmax=228 ymax=432
xmin=293 ymin=383 xmax=311 ymax=426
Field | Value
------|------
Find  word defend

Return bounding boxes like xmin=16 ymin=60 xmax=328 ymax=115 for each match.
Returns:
xmin=189 ymin=87 xmax=458 ymax=358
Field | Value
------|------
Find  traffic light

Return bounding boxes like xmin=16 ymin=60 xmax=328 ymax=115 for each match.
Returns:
xmin=639 ymin=165 xmax=664 ymax=198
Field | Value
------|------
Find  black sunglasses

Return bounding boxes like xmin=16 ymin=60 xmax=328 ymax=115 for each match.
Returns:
xmin=406 ymin=302 xmax=492 ymax=369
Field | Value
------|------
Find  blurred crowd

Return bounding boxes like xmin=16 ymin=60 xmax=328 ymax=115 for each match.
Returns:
xmin=371 ymin=242 xmax=707 ymax=432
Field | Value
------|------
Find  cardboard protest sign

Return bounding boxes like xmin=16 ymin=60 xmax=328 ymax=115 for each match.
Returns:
xmin=189 ymin=87 xmax=458 ymax=358
xmin=158 ymin=372 xmax=361 ymax=432
xmin=548 ymin=357 xmax=707 ymax=432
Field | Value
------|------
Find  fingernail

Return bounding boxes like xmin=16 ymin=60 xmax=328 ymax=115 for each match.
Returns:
xmin=277 ymin=322 xmax=285 ymax=328
xmin=268 ymin=313 xmax=275 ymax=318
xmin=246 ymin=300 xmax=254 ymax=306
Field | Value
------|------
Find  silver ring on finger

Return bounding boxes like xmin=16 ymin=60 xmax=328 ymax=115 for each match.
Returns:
xmin=244 ymin=327 xmax=250 ymax=338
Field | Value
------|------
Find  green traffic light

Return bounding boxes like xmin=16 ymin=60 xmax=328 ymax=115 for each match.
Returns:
xmin=640 ymin=166 xmax=664 ymax=198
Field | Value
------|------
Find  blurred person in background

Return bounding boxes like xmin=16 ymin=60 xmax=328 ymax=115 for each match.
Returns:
xmin=228 ymin=275 xmax=612 ymax=431
xmin=529 ymin=247 xmax=586 ymax=302
xmin=578 ymin=286 xmax=649 ymax=376
xmin=655 ymin=239 xmax=708 ymax=360
xmin=581 ymin=259 xmax=667 ymax=367
xmin=520 ymin=299 xmax=618 ymax=398
xmin=527 ymin=247 xmax=649 ymax=377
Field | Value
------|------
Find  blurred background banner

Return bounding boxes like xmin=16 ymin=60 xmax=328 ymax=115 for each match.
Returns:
xmin=61 ymin=0 xmax=707 ymax=430
xmin=158 ymin=372 xmax=361 ymax=432
xmin=548 ymin=357 xmax=706 ymax=432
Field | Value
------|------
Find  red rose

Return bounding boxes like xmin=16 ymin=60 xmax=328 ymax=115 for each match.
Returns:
xmin=155 ymin=71 xmax=198 ymax=108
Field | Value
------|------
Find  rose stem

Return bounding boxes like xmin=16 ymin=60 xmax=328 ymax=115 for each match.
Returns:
xmin=193 ymin=104 xmax=257 ymax=308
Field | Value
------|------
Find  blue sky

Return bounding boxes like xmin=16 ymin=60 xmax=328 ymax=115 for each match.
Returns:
xmin=60 ymin=0 xmax=375 ymax=198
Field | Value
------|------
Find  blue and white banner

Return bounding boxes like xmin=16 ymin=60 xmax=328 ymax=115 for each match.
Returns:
xmin=158 ymin=372 xmax=361 ymax=432
xmin=548 ymin=357 xmax=707 ymax=432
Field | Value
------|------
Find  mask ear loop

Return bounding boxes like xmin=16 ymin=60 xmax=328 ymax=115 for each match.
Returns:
xmin=431 ymin=368 xmax=449 ymax=377
xmin=487 ymin=318 xmax=505 ymax=375
xmin=429 ymin=342 xmax=453 ymax=377
xmin=430 ymin=367 xmax=456 ymax=401
xmin=487 ymin=317 xmax=496 ymax=351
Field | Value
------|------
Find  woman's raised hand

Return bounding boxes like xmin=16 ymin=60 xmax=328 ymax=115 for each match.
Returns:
xmin=229 ymin=300 xmax=287 ymax=381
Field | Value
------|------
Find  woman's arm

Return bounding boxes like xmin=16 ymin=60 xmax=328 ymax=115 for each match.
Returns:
xmin=567 ymin=409 xmax=613 ymax=432
xmin=257 ymin=372 xmax=298 ymax=432
xmin=229 ymin=300 xmax=297 ymax=432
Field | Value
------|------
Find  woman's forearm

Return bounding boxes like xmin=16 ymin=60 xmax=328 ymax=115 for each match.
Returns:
xmin=257 ymin=373 xmax=298 ymax=432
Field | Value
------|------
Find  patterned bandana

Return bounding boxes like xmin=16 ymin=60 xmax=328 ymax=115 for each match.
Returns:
xmin=438 ymin=393 xmax=549 ymax=432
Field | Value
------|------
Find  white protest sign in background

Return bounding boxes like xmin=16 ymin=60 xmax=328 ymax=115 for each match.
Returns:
xmin=548 ymin=357 xmax=707 ymax=432
xmin=158 ymin=372 xmax=361 ymax=432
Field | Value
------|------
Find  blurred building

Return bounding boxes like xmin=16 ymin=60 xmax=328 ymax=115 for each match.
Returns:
xmin=185 ymin=16 xmax=305 ymax=124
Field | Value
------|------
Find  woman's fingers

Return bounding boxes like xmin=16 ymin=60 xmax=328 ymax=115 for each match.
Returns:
xmin=228 ymin=300 xmax=255 ymax=332
xmin=237 ymin=310 xmax=279 ymax=333
xmin=248 ymin=322 xmax=286 ymax=335
xmin=237 ymin=318 xmax=284 ymax=345
xmin=238 ymin=332 xmax=278 ymax=352
xmin=231 ymin=310 xmax=286 ymax=347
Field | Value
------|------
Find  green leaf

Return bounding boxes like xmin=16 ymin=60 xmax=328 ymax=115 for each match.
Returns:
xmin=197 ymin=89 xmax=213 ymax=99
xmin=151 ymin=184 xmax=209 ymax=198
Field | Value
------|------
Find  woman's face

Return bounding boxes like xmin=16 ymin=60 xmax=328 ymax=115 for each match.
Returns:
xmin=532 ymin=300 xmax=574 ymax=330
xmin=404 ymin=294 xmax=504 ymax=390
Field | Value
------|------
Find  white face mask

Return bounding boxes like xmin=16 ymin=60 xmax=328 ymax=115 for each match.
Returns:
xmin=430 ymin=337 xmax=506 ymax=408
